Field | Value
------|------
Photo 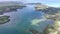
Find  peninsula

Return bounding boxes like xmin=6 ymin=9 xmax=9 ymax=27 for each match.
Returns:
xmin=0 ymin=1 xmax=26 ymax=15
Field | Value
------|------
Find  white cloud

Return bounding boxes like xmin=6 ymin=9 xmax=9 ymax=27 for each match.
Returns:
xmin=0 ymin=0 xmax=60 ymax=7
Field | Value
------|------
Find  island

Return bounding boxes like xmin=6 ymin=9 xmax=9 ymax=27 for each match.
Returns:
xmin=0 ymin=16 xmax=10 ymax=24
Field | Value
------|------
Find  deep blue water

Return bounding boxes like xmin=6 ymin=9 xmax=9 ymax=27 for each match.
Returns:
xmin=0 ymin=5 xmax=54 ymax=34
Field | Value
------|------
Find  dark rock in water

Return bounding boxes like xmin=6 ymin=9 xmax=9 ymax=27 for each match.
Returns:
xmin=29 ymin=29 xmax=38 ymax=34
xmin=0 ymin=10 xmax=4 ymax=15
xmin=10 ymin=7 xmax=17 ymax=11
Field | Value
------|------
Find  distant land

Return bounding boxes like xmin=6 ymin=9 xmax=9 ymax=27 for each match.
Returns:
xmin=34 ymin=3 xmax=60 ymax=15
xmin=26 ymin=3 xmax=41 ymax=5
xmin=0 ymin=1 xmax=26 ymax=15
xmin=31 ymin=3 xmax=60 ymax=21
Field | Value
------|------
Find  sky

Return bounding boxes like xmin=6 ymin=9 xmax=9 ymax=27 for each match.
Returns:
xmin=0 ymin=0 xmax=60 ymax=7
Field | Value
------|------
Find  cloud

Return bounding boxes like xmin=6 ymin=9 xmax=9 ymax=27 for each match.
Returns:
xmin=0 ymin=0 xmax=60 ymax=7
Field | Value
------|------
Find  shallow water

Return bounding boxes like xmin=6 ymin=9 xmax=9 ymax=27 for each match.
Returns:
xmin=0 ymin=5 xmax=54 ymax=34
